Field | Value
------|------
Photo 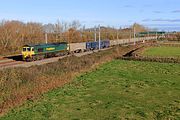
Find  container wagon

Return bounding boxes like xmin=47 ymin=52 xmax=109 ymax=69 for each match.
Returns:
xmin=86 ymin=40 xmax=110 ymax=50
xmin=69 ymin=42 xmax=86 ymax=53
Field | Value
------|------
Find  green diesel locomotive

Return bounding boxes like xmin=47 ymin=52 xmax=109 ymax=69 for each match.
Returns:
xmin=22 ymin=42 xmax=69 ymax=61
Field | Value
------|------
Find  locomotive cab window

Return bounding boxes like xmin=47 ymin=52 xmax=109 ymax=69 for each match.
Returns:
xmin=32 ymin=48 xmax=34 ymax=51
xmin=23 ymin=48 xmax=26 ymax=51
xmin=27 ymin=48 xmax=31 ymax=51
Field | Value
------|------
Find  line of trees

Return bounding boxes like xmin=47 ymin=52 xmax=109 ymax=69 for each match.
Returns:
xmin=0 ymin=20 xmax=148 ymax=55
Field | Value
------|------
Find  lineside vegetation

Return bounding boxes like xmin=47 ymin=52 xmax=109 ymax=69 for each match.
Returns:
xmin=0 ymin=45 xmax=138 ymax=115
xmin=1 ymin=60 xmax=179 ymax=119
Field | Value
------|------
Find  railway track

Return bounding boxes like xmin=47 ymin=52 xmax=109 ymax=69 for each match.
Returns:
xmin=0 ymin=49 xmax=109 ymax=70
xmin=0 ymin=58 xmax=24 ymax=69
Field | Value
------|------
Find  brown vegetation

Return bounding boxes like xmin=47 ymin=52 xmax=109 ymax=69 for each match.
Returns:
xmin=122 ymin=56 xmax=180 ymax=63
xmin=0 ymin=20 xmax=148 ymax=55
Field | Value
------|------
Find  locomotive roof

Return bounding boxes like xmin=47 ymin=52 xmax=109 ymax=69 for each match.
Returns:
xmin=23 ymin=42 xmax=67 ymax=47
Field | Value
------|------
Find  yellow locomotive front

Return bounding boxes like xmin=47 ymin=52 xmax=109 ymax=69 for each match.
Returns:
xmin=22 ymin=46 xmax=35 ymax=60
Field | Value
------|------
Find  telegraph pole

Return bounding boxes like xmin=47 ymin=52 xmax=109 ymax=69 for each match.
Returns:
xmin=134 ymin=26 xmax=136 ymax=45
xmin=98 ymin=24 xmax=101 ymax=50
xmin=129 ymin=28 xmax=132 ymax=43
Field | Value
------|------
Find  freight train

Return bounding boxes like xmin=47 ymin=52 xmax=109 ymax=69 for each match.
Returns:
xmin=22 ymin=40 xmax=110 ymax=61
xmin=22 ymin=37 xmax=156 ymax=61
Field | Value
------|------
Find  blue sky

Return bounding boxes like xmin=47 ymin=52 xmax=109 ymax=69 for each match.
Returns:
xmin=0 ymin=0 xmax=180 ymax=31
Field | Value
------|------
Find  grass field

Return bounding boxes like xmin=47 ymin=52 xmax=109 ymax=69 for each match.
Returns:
xmin=1 ymin=60 xmax=180 ymax=120
xmin=143 ymin=46 xmax=180 ymax=57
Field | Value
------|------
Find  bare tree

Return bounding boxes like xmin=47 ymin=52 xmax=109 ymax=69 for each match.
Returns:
xmin=70 ymin=20 xmax=81 ymax=30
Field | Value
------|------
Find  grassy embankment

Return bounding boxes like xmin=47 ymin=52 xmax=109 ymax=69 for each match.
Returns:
xmin=0 ymin=45 xmax=140 ymax=115
xmin=1 ymin=60 xmax=179 ymax=120
xmin=143 ymin=46 xmax=180 ymax=58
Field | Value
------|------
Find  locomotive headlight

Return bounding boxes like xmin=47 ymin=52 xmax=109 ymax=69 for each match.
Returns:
xmin=67 ymin=44 xmax=70 ymax=51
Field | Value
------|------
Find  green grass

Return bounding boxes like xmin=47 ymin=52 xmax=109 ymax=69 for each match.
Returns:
xmin=1 ymin=60 xmax=180 ymax=120
xmin=143 ymin=46 xmax=180 ymax=57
